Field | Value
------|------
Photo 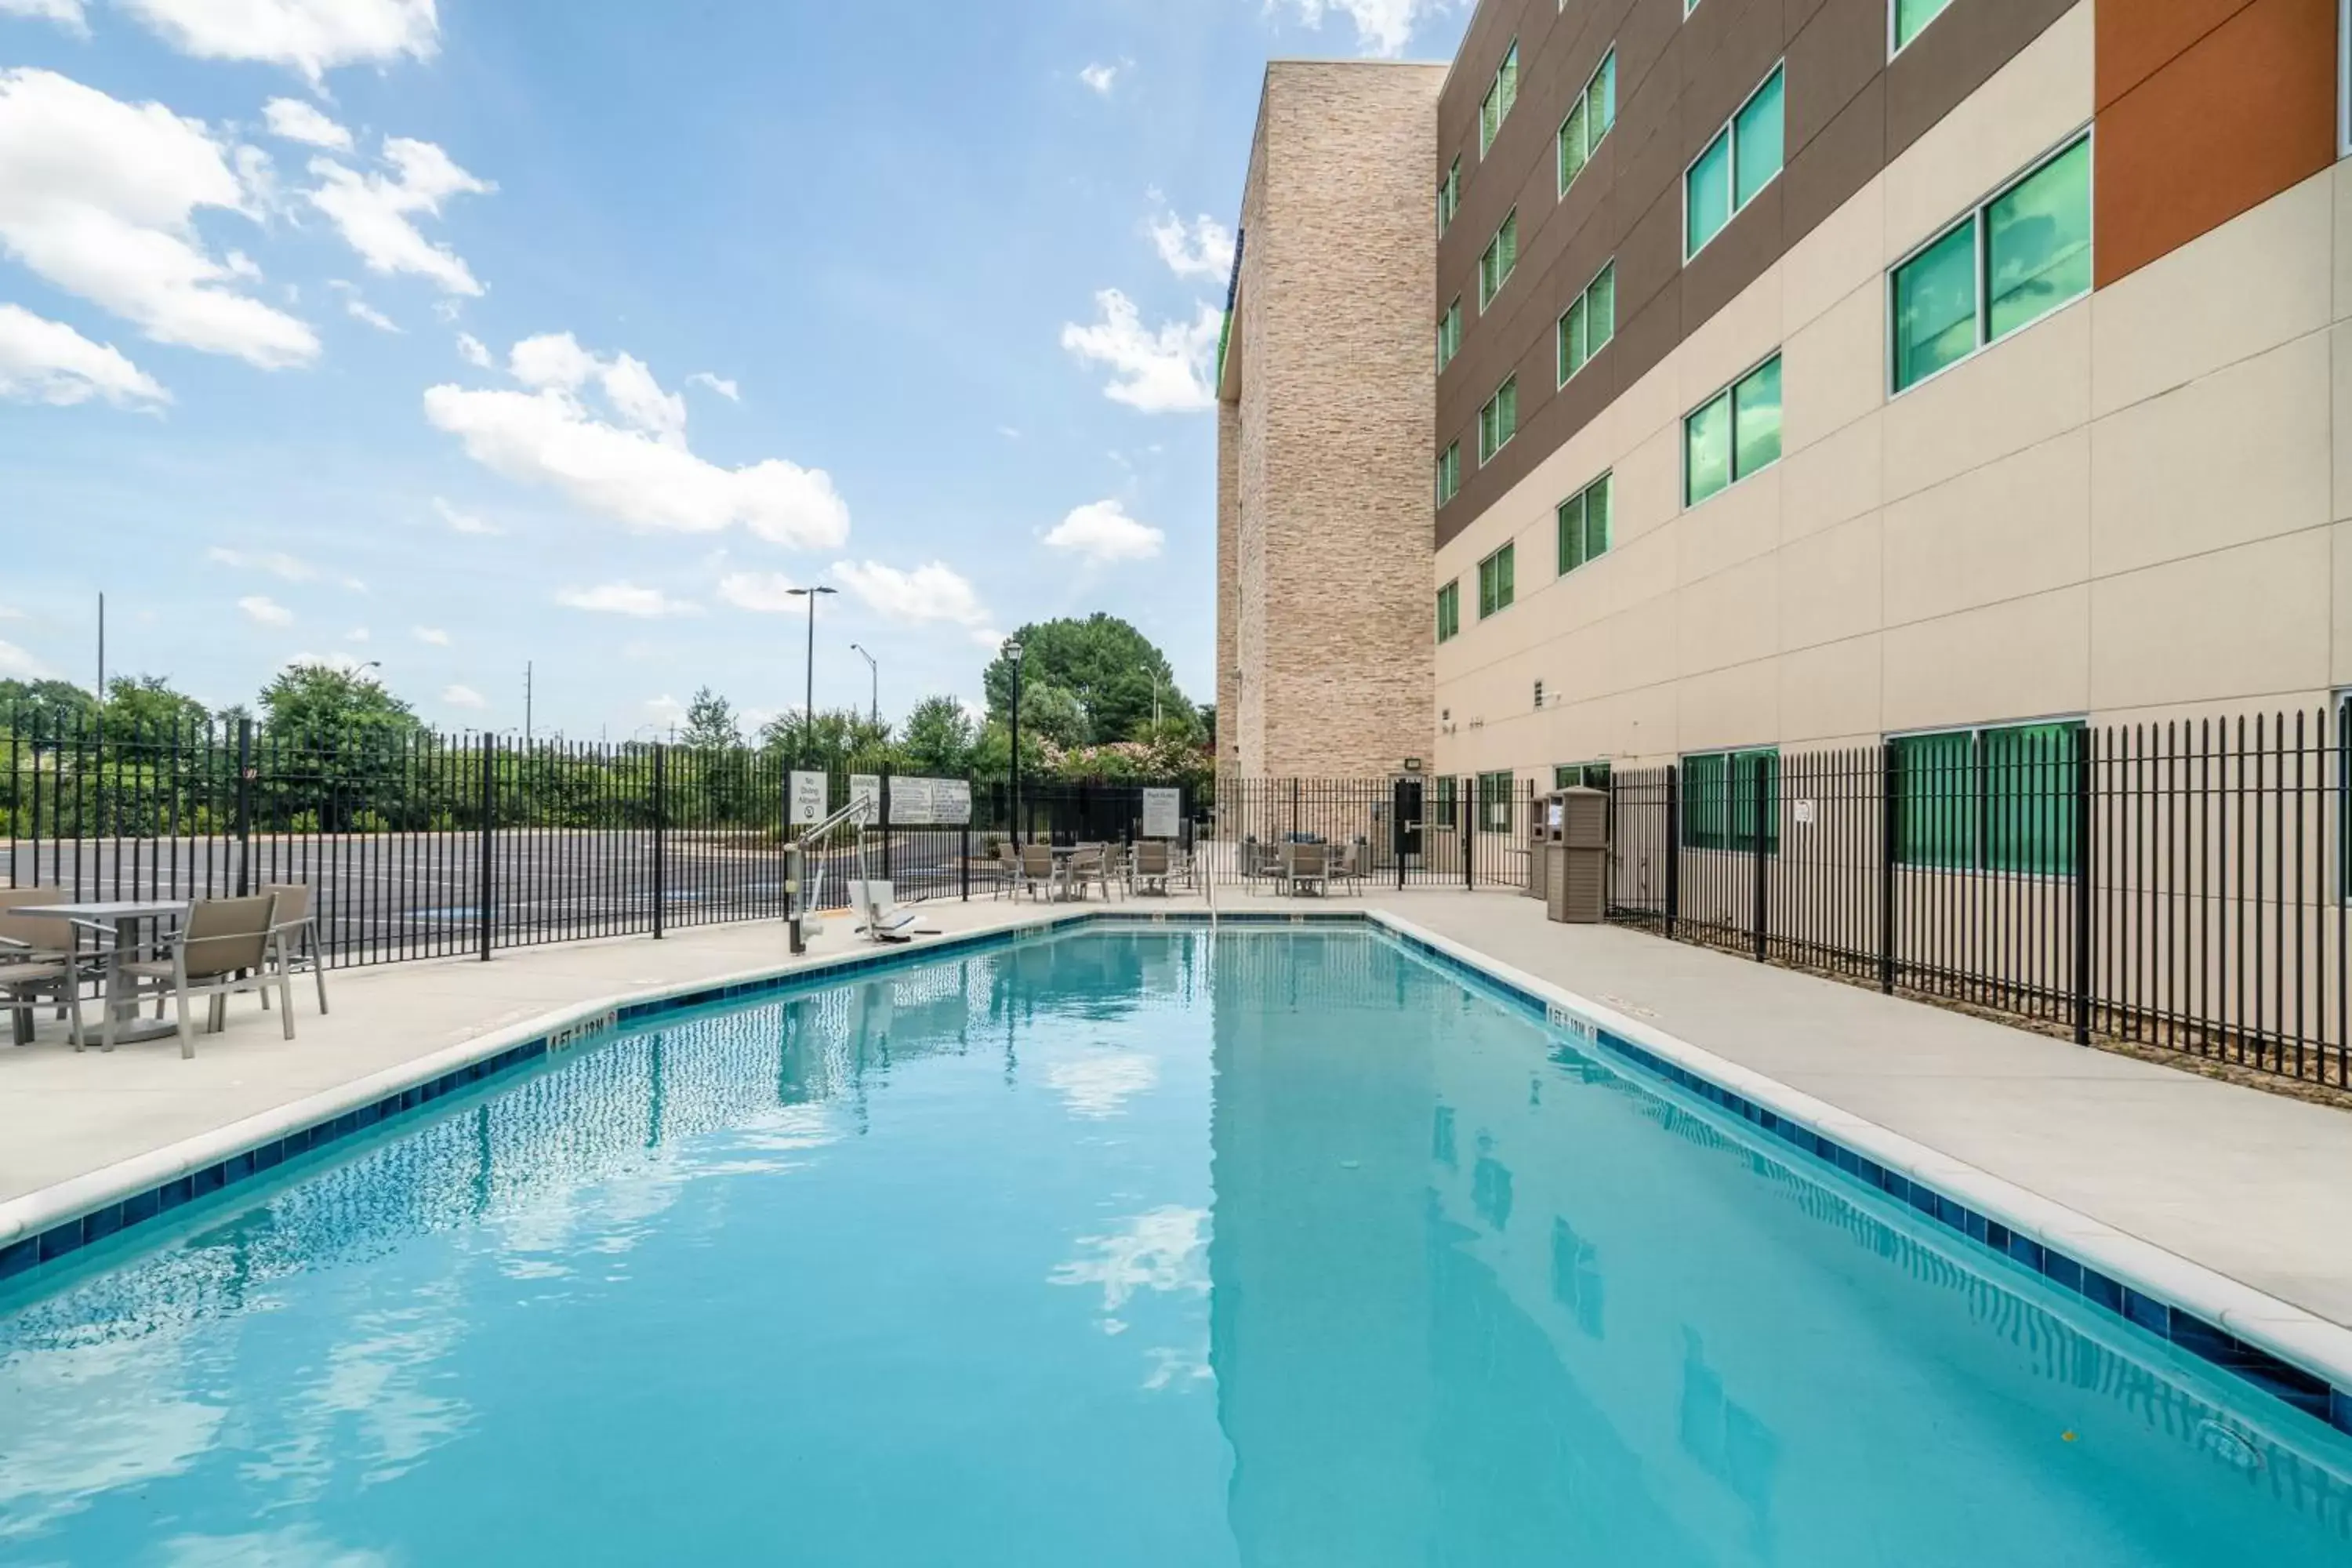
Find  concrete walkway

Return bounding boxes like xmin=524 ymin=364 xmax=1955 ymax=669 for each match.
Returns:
xmin=3 ymin=887 xmax=2348 ymax=1333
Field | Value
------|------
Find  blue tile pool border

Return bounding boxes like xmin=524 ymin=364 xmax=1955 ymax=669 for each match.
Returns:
xmin=5 ymin=905 xmax=2348 ymax=1444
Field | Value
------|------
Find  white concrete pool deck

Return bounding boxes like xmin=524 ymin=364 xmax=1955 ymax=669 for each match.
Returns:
xmin=3 ymin=889 xmax=2349 ymax=1338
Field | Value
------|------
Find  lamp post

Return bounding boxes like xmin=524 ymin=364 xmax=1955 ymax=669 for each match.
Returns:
xmin=785 ymin=586 xmax=837 ymax=764
xmin=849 ymin=642 xmax=878 ymax=728
xmin=1006 ymin=637 xmax=1025 ymax=848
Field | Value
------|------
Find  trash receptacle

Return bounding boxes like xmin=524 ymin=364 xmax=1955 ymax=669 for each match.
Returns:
xmin=1527 ymin=791 xmax=1566 ymax=900
xmin=1548 ymin=786 xmax=1609 ymax=924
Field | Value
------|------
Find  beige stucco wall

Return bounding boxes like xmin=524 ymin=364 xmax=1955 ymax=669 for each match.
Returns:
xmin=1434 ymin=3 xmax=2352 ymax=792
xmin=1221 ymin=60 xmax=1445 ymax=779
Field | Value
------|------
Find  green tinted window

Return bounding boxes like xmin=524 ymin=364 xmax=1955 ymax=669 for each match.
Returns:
xmin=1559 ymin=50 xmax=1617 ymax=195
xmin=1893 ymin=221 xmax=1978 ymax=390
xmin=1893 ymin=731 xmax=1975 ymax=869
xmin=1987 ymin=138 xmax=2092 ymax=341
xmin=1684 ymin=390 xmax=1731 ymax=506
xmin=1732 ymin=356 xmax=1782 ymax=481
xmin=1559 ymin=96 xmax=1588 ymax=194
xmin=1682 ymin=750 xmax=1777 ymax=853
xmin=1733 ymin=67 xmax=1784 ymax=209
xmin=1555 ymin=762 xmax=1613 ymax=791
xmin=1478 ymin=770 xmax=1516 ymax=833
xmin=1478 ymin=542 xmax=1515 ymax=617
xmin=1436 ymin=579 xmax=1461 ymax=643
xmin=1558 ymin=473 xmax=1610 ymax=575
xmin=1588 ymin=264 xmax=1614 ymax=355
xmin=1436 ymin=441 xmax=1460 ymax=505
xmin=1558 ymin=263 xmax=1614 ymax=383
xmin=1686 ymin=131 xmax=1731 ymax=256
xmin=1559 ymin=296 xmax=1586 ymax=383
xmin=1983 ymin=722 xmax=2079 ymax=874
xmin=1894 ymin=0 xmax=1955 ymax=51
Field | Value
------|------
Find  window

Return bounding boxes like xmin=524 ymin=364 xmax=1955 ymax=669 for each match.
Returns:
xmin=1479 ymin=376 xmax=1518 ymax=464
xmin=1557 ymin=472 xmax=1611 ymax=575
xmin=1892 ymin=720 xmax=2082 ymax=874
xmin=1686 ymin=64 xmax=1784 ymax=259
xmin=1683 ymin=355 xmax=1781 ymax=506
xmin=1892 ymin=0 xmax=1954 ymax=53
xmin=1436 ymin=440 xmax=1461 ymax=506
xmin=1438 ymin=296 xmax=1462 ymax=372
xmin=1558 ymin=50 xmax=1617 ymax=196
xmin=1555 ymin=761 xmax=1613 ymax=791
xmin=1681 ymin=747 xmax=1779 ymax=854
xmin=1436 ymin=579 xmax=1461 ymax=643
xmin=1479 ymin=209 xmax=1519 ymax=310
xmin=1478 ymin=542 xmax=1515 ymax=618
xmin=1439 ymin=157 xmax=1461 ymax=236
xmin=1557 ymin=261 xmax=1616 ymax=383
xmin=1891 ymin=135 xmax=2091 ymax=393
xmin=1434 ymin=775 xmax=1458 ymax=829
xmin=1479 ymin=42 xmax=1519 ymax=158
xmin=1478 ymin=771 xmax=1517 ymax=832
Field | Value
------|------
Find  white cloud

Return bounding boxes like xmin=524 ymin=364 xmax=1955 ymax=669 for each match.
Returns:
xmin=425 ymin=334 xmax=850 ymax=548
xmin=238 ymin=593 xmax=293 ymax=626
xmin=1044 ymin=499 xmax=1165 ymax=564
xmin=453 ymin=330 xmax=490 ymax=368
xmin=1059 ymin=289 xmax=1218 ymax=414
xmin=715 ymin=571 xmax=800 ymax=613
xmin=0 ymin=638 xmax=54 ymax=678
xmin=332 ymin=284 xmax=399 ymax=333
xmin=344 ymin=626 xmax=369 ymax=641
xmin=281 ymin=649 xmax=370 ymax=674
xmin=430 ymin=496 xmax=497 ymax=535
xmin=120 ymin=0 xmax=439 ymax=84
xmin=441 ymin=683 xmax=485 ymax=710
xmin=0 ymin=0 xmax=86 ymax=33
xmin=686 ymin=370 xmax=739 ymax=401
xmin=1274 ymin=0 xmax=1443 ymax=58
xmin=207 ymin=546 xmax=364 ymax=590
xmin=0 ymin=69 xmax=319 ymax=368
xmin=555 ymin=583 xmax=700 ymax=619
xmin=830 ymin=560 xmax=989 ymax=633
xmin=644 ymin=692 xmax=684 ymax=723
xmin=261 ymin=96 xmax=351 ymax=152
xmin=1047 ymin=1050 xmax=1159 ymax=1118
xmin=411 ymin=625 xmax=449 ymax=644
xmin=0 ymin=303 xmax=169 ymax=409
xmin=307 ymin=136 xmax=491 ymax=296
xmin=1078 ymin=62 xmax=1118 ymax=96
xmin=1146 ymin=209 xmax=1236 ymax=283
xmin=1050 ymin=1207 xmax=1210 ymax=1312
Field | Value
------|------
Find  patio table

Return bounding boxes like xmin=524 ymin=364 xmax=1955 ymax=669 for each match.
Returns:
xmin=10 ymin=901 xmax=190 ymax=1047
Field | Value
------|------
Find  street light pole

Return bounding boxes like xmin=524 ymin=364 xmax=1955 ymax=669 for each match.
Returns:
xmin=785 ymin=586 xmax=837 ymax=765
xmin=850 ymin=642 xmax=877 ymax=728
xmin=1007 ymin=638 xmax=1025 ymax=849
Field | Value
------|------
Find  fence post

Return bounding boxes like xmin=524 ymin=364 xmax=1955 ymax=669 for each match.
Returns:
xmin=2073 ymin=724 xmax=2093 ymax=1045
xmin=1664 ymin=765 xmax=1679 ymax=938
xmin=1880 ymin=742 xmax=1898 ymax=994
xmin=652 ymin=742 xmax=667 ymax=941
xmin=234 ymin=716 xmax=254 ymax=897
xmin=878 ymin=764 xmax=893 ymax=884
xmin=960 ymin=822 xmax=971 ymax=902
xmin=1465 ymin=776 xmax=1475 ymax=891
xmin=476 ymin=733 xmax=495 ymax=962
xmin=1751 ymin=757 xmax=1768 ymax=962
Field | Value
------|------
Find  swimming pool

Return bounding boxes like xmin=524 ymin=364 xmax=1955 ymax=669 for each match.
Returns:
xmin=2 ymin=925 xmax=2347 ymax=1564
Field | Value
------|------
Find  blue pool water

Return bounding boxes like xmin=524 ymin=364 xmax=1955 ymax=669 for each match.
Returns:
xmin=2 ymin=927 xmax=2349 ymax=1565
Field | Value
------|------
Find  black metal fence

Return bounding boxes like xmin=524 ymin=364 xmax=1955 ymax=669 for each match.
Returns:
xmin=1610 ymin=712 xmax=2352 ymax=1090
xmin=1207 ymin=775 xmax=1531 ymax=889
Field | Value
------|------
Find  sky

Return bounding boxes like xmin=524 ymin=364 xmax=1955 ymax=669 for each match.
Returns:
xmin=0 ymin=0 xmax=1471 ymax=741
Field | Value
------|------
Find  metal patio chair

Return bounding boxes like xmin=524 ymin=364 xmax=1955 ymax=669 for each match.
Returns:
xmin=260 ymin=884 xmax=330 ymax=1015
xmin=116 ymin=894 xmax=292 ymax=1058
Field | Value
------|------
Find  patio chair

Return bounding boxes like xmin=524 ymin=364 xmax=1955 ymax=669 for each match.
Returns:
xmin=1018 ymin=844 xmax=1060 ymax=902
xmin=989 ymin=840 xmax=1022 ymax=899
xmin=115 ymin=893 xmax=292 ymax=1058
xmin=2 ymin=951 xmax=89 ymax=1049
xmin=1132 ymin=840 xmax=1173 ymax=896
xmin=1329 ymin=840 xmax=1363 ymax=894
xmin=260 ymin=884 xmax=330 ymax=1015
xmin=1283 ymin=841 xmax=1329 ymax=897
xmin=1068 ymin=846 xmax=1112 ymax=901
xmin=0 ymin=887 xmax=72 ymax=967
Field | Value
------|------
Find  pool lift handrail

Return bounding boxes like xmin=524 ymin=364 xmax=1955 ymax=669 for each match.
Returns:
xmin=792 ymin=792 xmax=874 ymax=940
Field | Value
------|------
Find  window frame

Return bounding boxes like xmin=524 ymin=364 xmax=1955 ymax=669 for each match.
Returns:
xmin=1679 ymin=746 xmax=1780 ymax=855
xmin=1479 ymin=208 xmax=1520 ymax=313
xmin=1554 ymin=761 xmax=1613 ymax=792
xmin=1479 ymin=40 xmax=1520 ymax=159
xmin=1436 ymin=440 xmax=1461 ymax=506
xmin=1683 ymin=62 xmax=1785 ymax=261
xmin=1889 ymin=717 xmax=2086 ymax=876
xmin=1476 ymin=540 xmax=1516 ymax=619
xmin=1439 ymin=156 xmax=1461 ymax=237
xmin=1555 ymin=260 xmax=1616 ymax=386
xmin=1479 ymin=376 xmax=1519 ymax=466
xmin=1556 ymin=470 xmax=1612 ymax=578
xmin=1438 ymin=295 xmax=1462 ymax=372
xmin=1888 ymin=0 xmax=1955 ymax=58
xmin=1436 ymin=579 xmax=1461 ymax=643
xmin=1557 ymin=49 xmax=1618 ymax=199
xmin=1682 ymin=352 xmax=1783 ymax=508
xmin=1886 ymin=129 xmax=2093 ymax=397
xmin=1476 ymin=770 xmax=1518 ymax=833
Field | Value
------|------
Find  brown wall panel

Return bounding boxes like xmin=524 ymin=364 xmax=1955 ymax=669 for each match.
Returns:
xmin=2094 ymin=0 xmax=2337 ymax=287
xmin=2096 ymin=0 xmax=2255 ymax=107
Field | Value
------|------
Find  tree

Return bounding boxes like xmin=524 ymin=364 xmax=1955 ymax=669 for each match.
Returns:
xmin=757 ymin=706 xmax=897 ymax=775
xmin=680 ymin=686 xmax=740 ymax=750
xmin=260 ymin=662 xmax=423 ymax=753
xmin=103 ymin=674 xmax=209 ymax=735
xmin=1199 ymin=702 xmax=1216 ymax=753
xmin=980 ymin=615 xmax=1196 ymax=744
xmin=0 ymin=678 xmax=100 ymax=735
xmin=899 ymin=695 xmax=975 ymax=776
xmin=1016 ymin=682 xmax=1091 ymax=750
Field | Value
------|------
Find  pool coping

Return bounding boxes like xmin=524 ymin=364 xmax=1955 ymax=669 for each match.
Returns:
xmin=3 ymin=905 xmax=2348 ymax=1440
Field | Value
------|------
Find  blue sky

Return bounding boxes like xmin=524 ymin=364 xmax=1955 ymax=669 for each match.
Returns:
xmin=0 ymin=0 xmax=1469 ymax=740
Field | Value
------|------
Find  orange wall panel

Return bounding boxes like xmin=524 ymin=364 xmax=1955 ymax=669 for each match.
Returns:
xmin=2095 ymin=0 xmax=2339 ymax=288
xmin=2097 ymin=0 xmax=2258 ymax=107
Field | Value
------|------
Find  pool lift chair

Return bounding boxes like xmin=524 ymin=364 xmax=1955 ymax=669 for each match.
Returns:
xmin=798 ymin=791 xmax=934 ymax=946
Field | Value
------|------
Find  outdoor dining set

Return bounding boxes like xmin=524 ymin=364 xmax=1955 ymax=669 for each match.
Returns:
xmin=0 ymin=886 xmax=330 ymax=1058
xmin=1239 ymin=836 xmax=1367 ymax=897
xmin=988 ymin=839 xmax=1194 ymax=902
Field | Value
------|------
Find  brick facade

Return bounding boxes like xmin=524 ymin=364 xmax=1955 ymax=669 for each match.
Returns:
xmin=1217 ymin=61 xmax=1445 ymax=779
